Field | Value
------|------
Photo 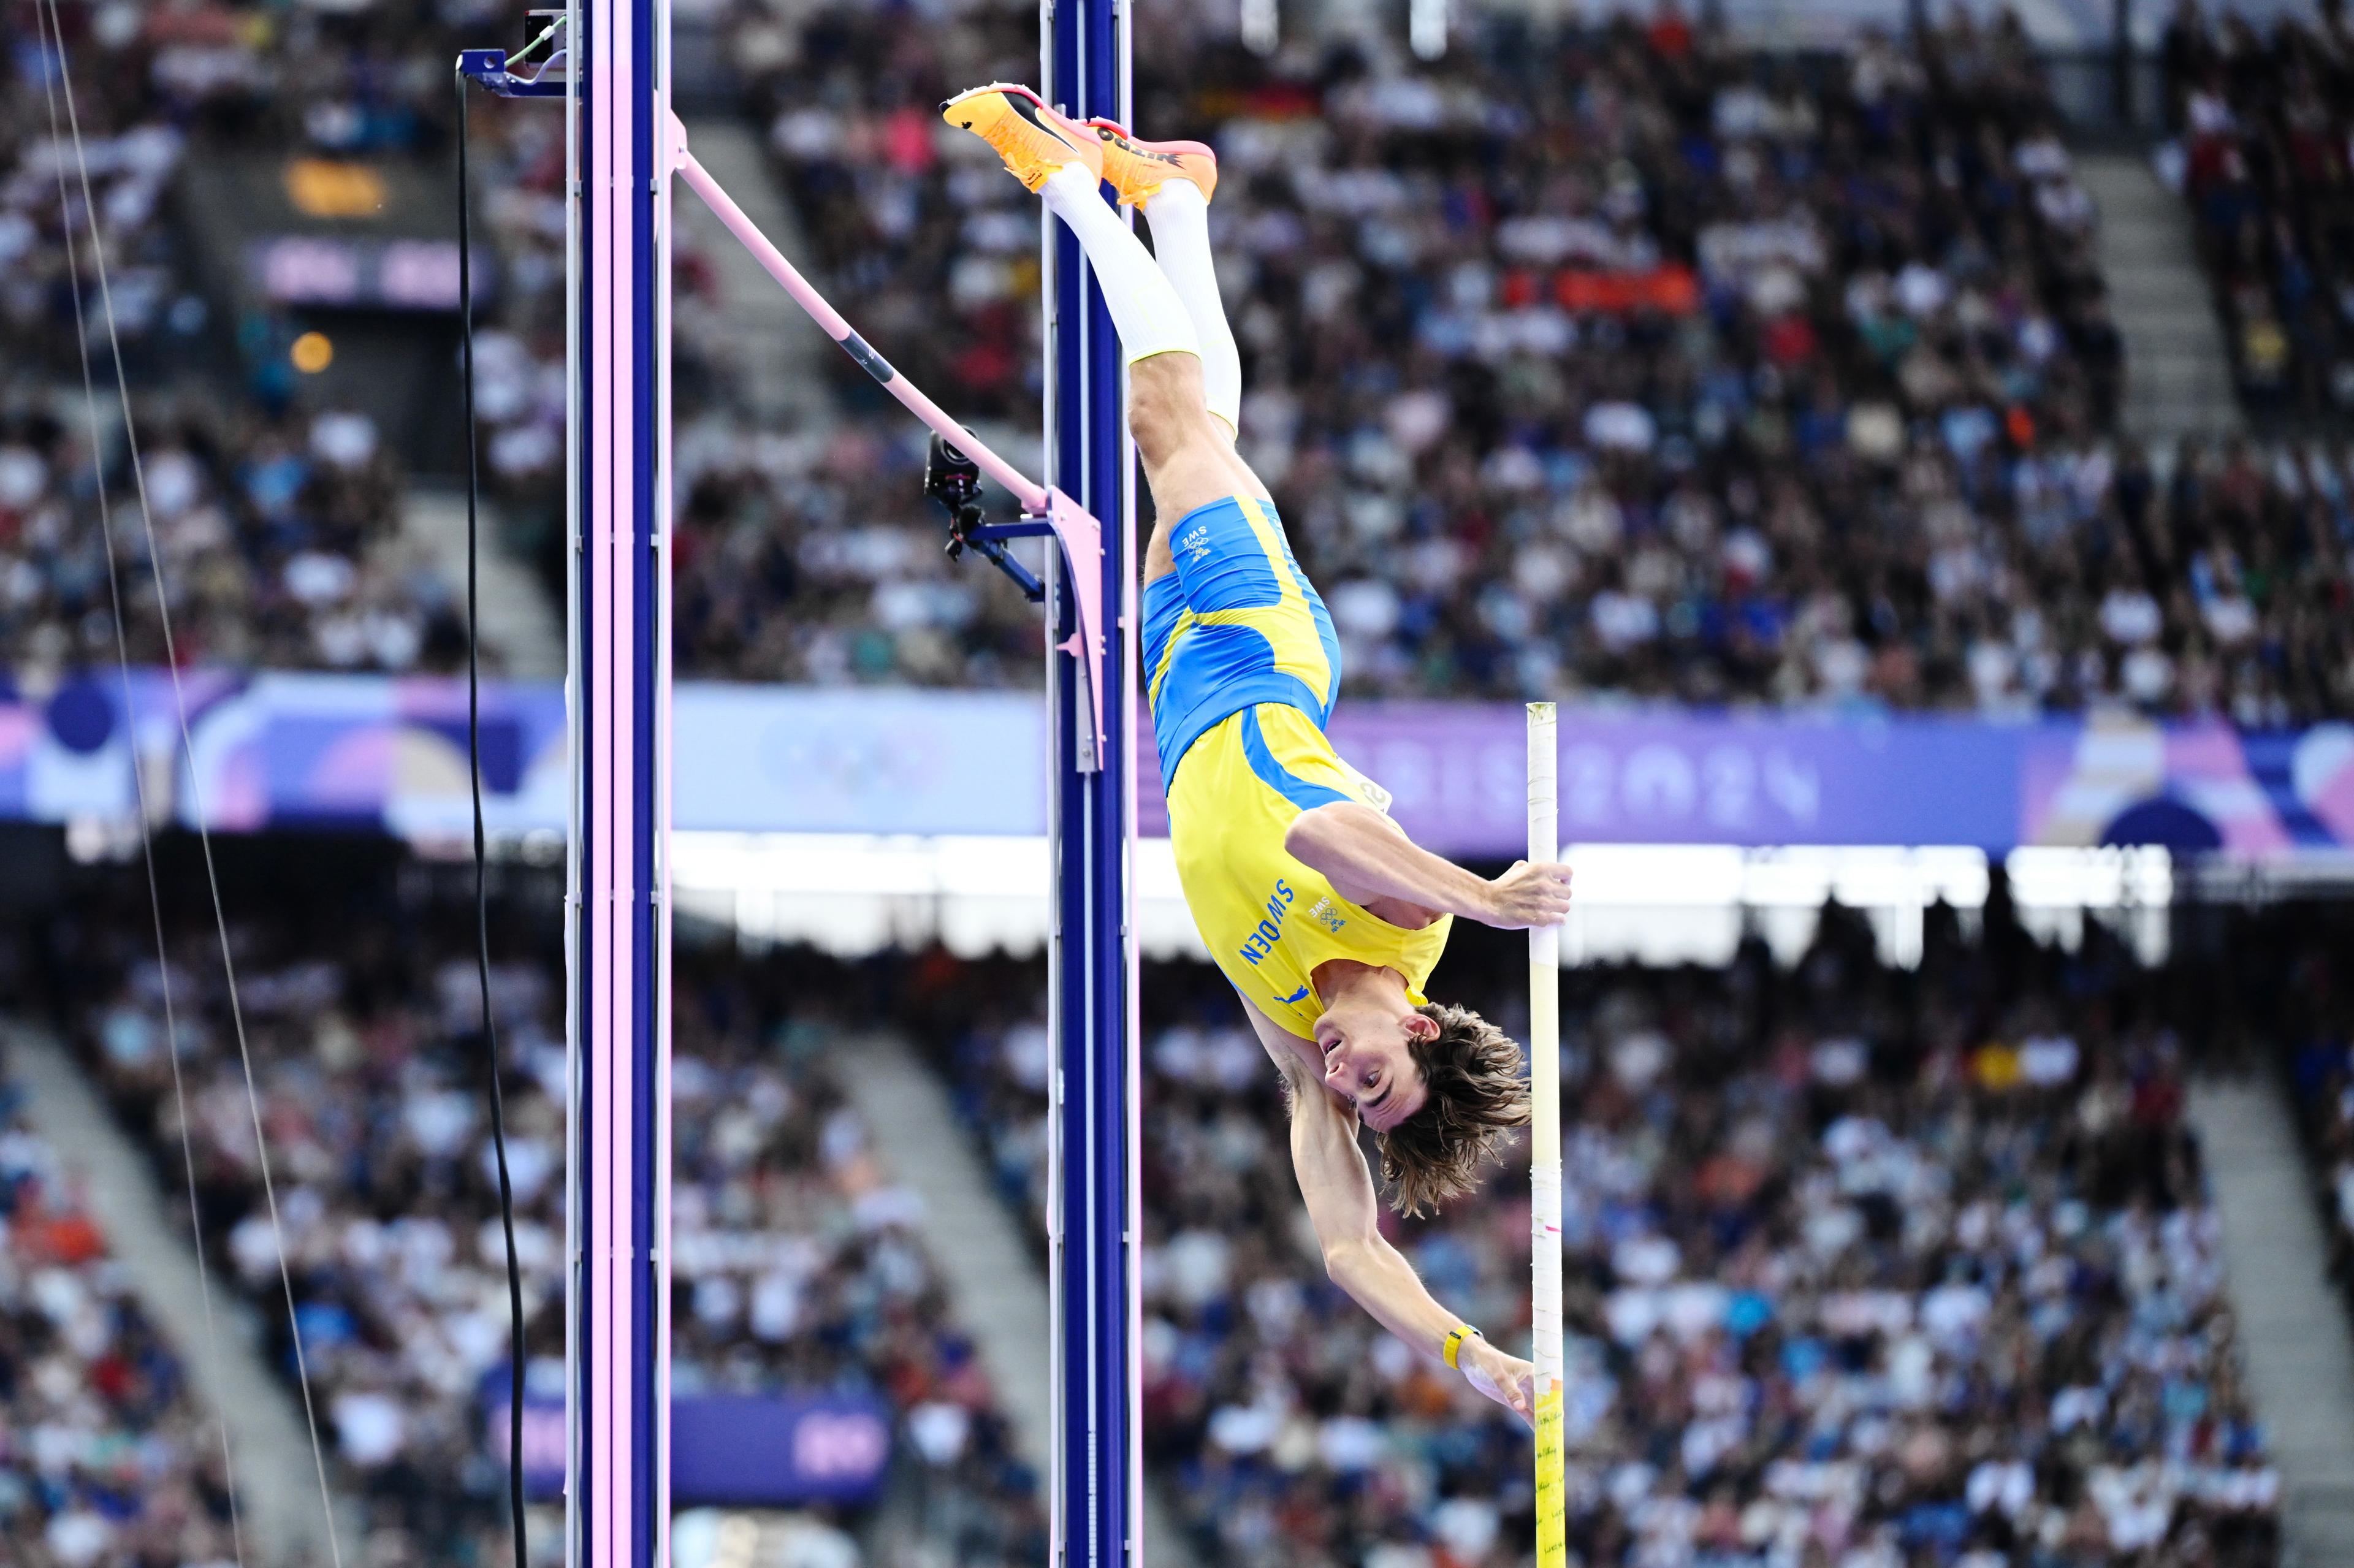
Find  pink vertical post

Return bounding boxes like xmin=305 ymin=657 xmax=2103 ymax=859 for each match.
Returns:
xmin=571 ymin=0 xmax=669 ymax=1561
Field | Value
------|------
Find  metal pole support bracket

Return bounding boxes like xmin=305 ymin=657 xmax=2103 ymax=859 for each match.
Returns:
xmin=1041 ymin=487 xmax=1107 ymax=773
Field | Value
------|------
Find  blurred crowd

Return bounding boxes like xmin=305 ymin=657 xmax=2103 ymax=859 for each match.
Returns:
xmin=29 ymin=867 xmax=1038 ymax=1567
xmin=1 ymin=851 xmax=2344 ymax=1568
xmin=0 ymin=1048 xmax=237 ymax=1568
xmin=0 ymin=391 xmax=461 ymax=673
xmin=1 ymin=0 xmax=490 ymax=676
xmin=3 ymin=0 xmax=2351 ymax=717
xmin=708 ymin=1 xmax=2352 ymax=719
xmin=2159 ymin=0 xmax=2354 ymax=416
xmin=920 ymin=900 xmax=2284 ymax=1568
xmin=2274 ymin=909 xmax=2354 ymax=1325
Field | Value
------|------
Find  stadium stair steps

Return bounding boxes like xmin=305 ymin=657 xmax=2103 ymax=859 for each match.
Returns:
xmin=6 ymin=1022 xmax=365 ymax=1568
xmin=2076 ymin=153 xmax=2243 ymax=444
xmin=402 ymin=485 xmax=566 ymax=679
xmin=837 ymin=1032 xmax=1201 ymax=1568
xmin=2189 ymin=1076 xmax=2354 ymax=1567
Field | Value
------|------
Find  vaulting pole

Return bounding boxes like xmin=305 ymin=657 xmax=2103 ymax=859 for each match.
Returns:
xmin=569 ymin=0 xmax=671 ymax=1558
xmin=1528 ymin=702 xmax=1565 ymax=1568
xmin=1043 ymin=0 xmax=1142 ymax=1564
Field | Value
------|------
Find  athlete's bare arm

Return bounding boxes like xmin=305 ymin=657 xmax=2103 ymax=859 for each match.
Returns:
xmin=1285 ymin=804 xmax=1575 ymax=932
xmin=1235 ymin=994 xmax=1536 ymax=1425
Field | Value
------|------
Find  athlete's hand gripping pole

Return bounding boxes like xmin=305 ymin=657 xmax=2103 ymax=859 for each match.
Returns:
xmin=669 ymin=121 xmax=1110 ymax=766
xmin=1527 ymin=702 xmax=1567 ymax=1568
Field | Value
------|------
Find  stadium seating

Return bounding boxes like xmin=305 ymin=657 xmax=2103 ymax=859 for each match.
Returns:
xmin=2278 ymin=909 xmax=2354 ymax=1325
xmin=17 ymin=870 xmax=2334 ymax=1568
xmin=2158 ymin=0 xmax=2354 ymax=415
xmin=0 ymin=0 xmax=492 ymax=676
xmin=706 ymin=2 xmax=2351 ymax=718
xmin=42 ymin=881 xmax=1039 ymax=1565
xmin=0 ymin=396 xmax=462 ymax=672
xmin=0 ymin=1051 xmax=236 ymax=1568
xmin=6 ymin=6 xmax=2353 ymax=1567
xmin=8 ymin=0 xmax=2350 ymax=717
xmin=923 ymin=906 xmax=2284 ymax=1568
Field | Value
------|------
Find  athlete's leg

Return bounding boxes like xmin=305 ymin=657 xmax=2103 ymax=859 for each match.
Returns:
xmin=1035 ymin=163 xmax=1264 ymax=579
xmin=1035 ymin=161 xmax=1198 ymax=370
xmin=1138 ymin=180 xmax=1243 ymax=443
xmin=1128 ymin=352 xmax=1255 ymax=580
xmin=1132 ymin=189 xmax=1275 ymax=577
xmin=1077 ymin=117 xmax=1244 ymax=446
xmin=1072 ymin=116 xmax=1343 ymax=728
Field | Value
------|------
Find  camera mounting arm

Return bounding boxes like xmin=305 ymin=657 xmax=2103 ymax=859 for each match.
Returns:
xmin=456 ymin=10 xmax=568 ymax=96
xmin=929 ymin=435 xmax=1045 ymax=602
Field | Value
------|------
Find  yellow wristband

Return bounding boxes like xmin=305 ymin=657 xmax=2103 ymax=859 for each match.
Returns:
xmin=1441 ymin=1325 xmax=1480 ymax=1369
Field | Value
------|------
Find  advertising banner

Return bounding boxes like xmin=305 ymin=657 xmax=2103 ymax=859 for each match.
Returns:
xmin=4 ymin=670 xmax=2348 ymax=856
xmin=484 ymin=1390 xmax=893 ymax=1505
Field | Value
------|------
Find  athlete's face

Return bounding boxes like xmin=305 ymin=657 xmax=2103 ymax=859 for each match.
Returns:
xmin=1312 ymin=1004 xmax=1436 ymax=1132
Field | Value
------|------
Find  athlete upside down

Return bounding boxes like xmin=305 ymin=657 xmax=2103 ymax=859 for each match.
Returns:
xmin=945 ymin=84 xmax=1574 ymax=1424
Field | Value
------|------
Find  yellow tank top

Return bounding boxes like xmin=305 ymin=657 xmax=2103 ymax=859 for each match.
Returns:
xmin=1165 ymin=703 xmax=1453 ymax=1038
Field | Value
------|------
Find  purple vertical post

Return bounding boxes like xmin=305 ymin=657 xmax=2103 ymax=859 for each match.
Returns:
xmin=571 ymin=0 xmax=669 ymax=1559
xmin=1043 ymin=1 xmax=1141 ymax=1566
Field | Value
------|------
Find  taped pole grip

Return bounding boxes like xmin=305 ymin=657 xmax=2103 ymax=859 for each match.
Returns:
xmin=1527 ymin=701 xmax=1567 ymax=1568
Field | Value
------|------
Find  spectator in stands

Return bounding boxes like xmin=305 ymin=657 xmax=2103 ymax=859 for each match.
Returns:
xmin=9 ymin=0 xmax=2350 ymax=717
xmin=0 ymin=0 xmax=509 ymax=680
xmin=0 ymin=395 xmax=462 ymax=672
xmin=2160 ymin=0 xmax=2354 ymax=414
xmin=0 ymin=1055 xmax=238 ymax=1568
xmin=2277 ymin=911 xmax=2354 ymax=1320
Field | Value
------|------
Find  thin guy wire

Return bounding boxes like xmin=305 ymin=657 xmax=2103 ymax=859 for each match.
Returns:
xmin=37 ymin=6 xmax=346 ymax=1564
xmin=31 ymin=7 xmax=246 ymax=1563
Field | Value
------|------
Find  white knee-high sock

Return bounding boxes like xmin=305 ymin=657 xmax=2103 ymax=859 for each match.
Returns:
xmin=1140 ymin=180 xmax=1241 ymax=438
xmin=1039 ymin=162 xmax=1200 ymax=368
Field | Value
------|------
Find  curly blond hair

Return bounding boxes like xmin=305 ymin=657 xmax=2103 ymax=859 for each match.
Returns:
xmin=1374 ymin=1002 xmax=1531 ymax=1216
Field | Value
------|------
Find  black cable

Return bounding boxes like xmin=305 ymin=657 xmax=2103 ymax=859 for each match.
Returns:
xmin=456 ymin=64 xmax=528 ymax=1568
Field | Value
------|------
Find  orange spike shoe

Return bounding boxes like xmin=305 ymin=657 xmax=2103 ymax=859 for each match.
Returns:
xmin=1084 ymin=116 xmax=1219 ymax=207
xmin=939 ymin=82 xmax=1103 ymax=192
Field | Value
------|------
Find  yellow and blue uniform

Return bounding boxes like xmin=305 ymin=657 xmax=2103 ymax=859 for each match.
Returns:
xmin=1145 ymin=493 xmax=1452 ymax=1038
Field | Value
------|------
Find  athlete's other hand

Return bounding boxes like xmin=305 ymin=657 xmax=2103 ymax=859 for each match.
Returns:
xmin=1458 ymin=1338 xmax=1537 ymax=1428
xmin=1479 ymin=860 xmax=1572 ymax=929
